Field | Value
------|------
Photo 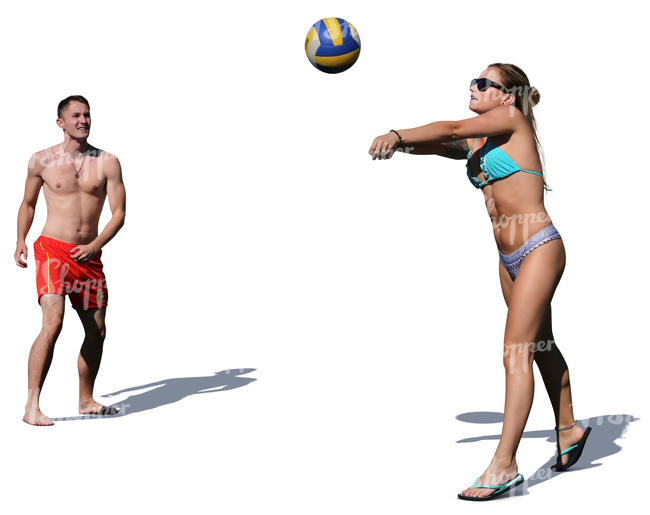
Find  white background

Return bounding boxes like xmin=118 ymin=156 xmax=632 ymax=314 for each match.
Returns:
xmin=1 ymin=0 xmax=647 ymax=512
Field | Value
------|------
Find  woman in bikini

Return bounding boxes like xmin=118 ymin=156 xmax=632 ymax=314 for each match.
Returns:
xmin=368 ymin=62 xmax=592 ymax=501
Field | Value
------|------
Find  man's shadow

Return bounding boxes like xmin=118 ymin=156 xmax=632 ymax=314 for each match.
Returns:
xmin=456 ymin=412 xmax=639 ymax=498
xmin=51 ymin=368 xmax=256 ymax=421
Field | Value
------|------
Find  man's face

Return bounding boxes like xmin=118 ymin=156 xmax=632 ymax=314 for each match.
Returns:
xmin=57 ymin=101 xmax=91 ymax=138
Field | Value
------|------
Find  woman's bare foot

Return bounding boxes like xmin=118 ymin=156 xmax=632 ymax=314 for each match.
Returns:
xmin=460 ymin=456 xmax=519 ymax=499
xmin=79 ymin=399 xmax=117 ymax=415
xmin=23 ymin=407 xmax=54 ymax=426
xmin=557 ymin=424 xmax=585 ymax=466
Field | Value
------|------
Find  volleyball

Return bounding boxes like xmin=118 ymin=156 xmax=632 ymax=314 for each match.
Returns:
xmin=305 ymin=17 xmax=361 ymax=74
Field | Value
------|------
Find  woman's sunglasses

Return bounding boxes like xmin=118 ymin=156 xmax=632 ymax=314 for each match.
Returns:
xmin=470 ymin=78 xmax=508 ymax=93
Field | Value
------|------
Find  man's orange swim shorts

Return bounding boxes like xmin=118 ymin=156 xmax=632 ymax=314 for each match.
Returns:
xmin=34 ymin=235 xmax=108 ymax=310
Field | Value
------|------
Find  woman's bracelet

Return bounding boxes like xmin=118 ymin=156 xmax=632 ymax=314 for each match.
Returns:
xmin=390 ymin=129 xmax=403 ymax=144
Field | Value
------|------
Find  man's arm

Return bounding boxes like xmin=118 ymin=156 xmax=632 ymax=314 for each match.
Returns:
xmin=15 ymin=153 xmax=44 ymax=267
xmin=70 ymin=154 xmax=126 ymax=263
xmin=93 ymin=154 xmax=126 ymax=250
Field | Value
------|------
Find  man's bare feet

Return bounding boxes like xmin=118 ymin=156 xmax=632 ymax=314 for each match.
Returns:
xmin=460 ymin=456 xmax=519 ymax=499
xmin=79 ymin=399 xmax=119 ymax=415
xmin=557 ymin=424 xmax=585 ymax=466
xmin=23 ymin=407 xmax=54 ymax=426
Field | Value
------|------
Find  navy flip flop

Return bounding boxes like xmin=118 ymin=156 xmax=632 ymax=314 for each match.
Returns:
xmin=551 ymin=425 xmax=592 ymax=472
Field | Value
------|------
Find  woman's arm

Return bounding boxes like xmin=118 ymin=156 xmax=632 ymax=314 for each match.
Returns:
xmin=369 ymin=105 xmax=524 ymax=159
xmin=399 ymin=105 xmax=522 ymax=144
xmin=406 ymin=140 xmax=470 ymax=159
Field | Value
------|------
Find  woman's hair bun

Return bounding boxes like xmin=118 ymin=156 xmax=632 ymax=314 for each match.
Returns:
xmin=529 ymin=86 xmax=540 ymax=107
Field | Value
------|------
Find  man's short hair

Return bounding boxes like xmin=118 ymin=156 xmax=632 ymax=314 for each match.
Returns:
xmin=57 ymin=95 xmax=90 ymax=118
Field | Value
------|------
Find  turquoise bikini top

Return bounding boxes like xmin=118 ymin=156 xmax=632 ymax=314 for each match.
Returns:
xmin=466 ymin=137 xmax=552 ymax=191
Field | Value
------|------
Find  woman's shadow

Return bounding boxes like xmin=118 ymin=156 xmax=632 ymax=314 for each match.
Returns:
xmin=51 ymin=368 xmax=257 ymax=421
xmin=456 ymin=411 xmax=639 ymax=498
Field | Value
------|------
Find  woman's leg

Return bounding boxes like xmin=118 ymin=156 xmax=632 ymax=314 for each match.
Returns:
xmin=534 ymin=304 xmax=585 ymax=467
xmin=461 ymin=237 xmax=565 ymax=498
xmin=497 ymin=248 xmax=584 ymax=469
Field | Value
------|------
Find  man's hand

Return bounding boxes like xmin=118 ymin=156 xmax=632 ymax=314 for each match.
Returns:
xmin=368 ymin=131 xmax=400 ymax=160
xmin=70 ymin=243 xmax=100 ymax=263
xmin=14 ymin=241 xmax=28 ymax=268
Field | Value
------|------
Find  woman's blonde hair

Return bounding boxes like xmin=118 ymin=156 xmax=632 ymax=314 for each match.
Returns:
xmin=487 ymin=62 xmax=551 ymax=192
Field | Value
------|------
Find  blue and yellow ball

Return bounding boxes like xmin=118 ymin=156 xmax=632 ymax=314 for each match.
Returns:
xmin=305 ymin=17 xmax=360 ymax=74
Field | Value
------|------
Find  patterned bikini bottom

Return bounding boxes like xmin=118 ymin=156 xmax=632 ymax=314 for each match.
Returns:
xmin=498 ymin=224 xmax=562 ymax=281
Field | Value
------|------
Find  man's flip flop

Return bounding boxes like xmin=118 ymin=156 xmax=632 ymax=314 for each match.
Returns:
xmin=457 ymin=472 xmax=524 ymax=501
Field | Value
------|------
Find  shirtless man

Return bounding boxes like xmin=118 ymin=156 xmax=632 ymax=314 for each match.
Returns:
xmin=14 ymin=95 xmax=126 ymax=426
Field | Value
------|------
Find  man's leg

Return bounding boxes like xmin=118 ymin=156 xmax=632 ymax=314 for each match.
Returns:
xmin=24 ymin=294 xmax=65 ymax=426
xmin=76 ymin=307 xmax=114 ymax=414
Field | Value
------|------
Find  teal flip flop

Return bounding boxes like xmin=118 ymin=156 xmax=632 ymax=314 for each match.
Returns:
xmin=458 ymin=472 xmax=524 ymax=501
